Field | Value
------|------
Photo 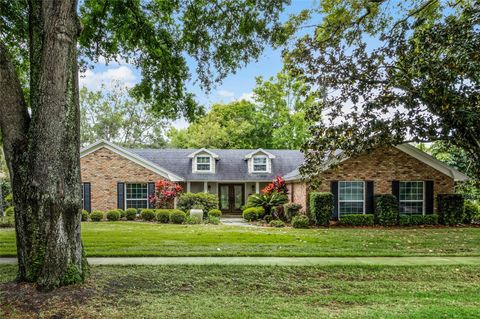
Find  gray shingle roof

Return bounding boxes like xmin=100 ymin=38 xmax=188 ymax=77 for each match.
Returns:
xmin=129 ymin=148 xmax=304 ymax=181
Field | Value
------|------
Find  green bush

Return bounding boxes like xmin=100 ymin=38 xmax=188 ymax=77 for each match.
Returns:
xmin=117 ymin=209 xmax=126 ymax=219
xmin=106 ymin=210 xmax=120 ymax=221
xmin=246 ymin=192 xmax=288 ymax=216
xmin=464 ymin=201 xmax=479 ymax=224
xmin=284 ymin=203 xmax=302 ymax=222
xmin=291 ymin=215 xmax=309 ymax=229
xmin=438 ymin=194 xmax=465 ymax=225
xmin=423 ymin=214 xmax=439 ymax=225
xmin=90 ymin=210 xmax=104 ymax=222
xmin=242 ymin=207 xmax=264 ymax=221
xmin=5 ymin=206 xmax=14 ymax=217
xmin=399 ymin=214 xmax=439 ymax=226
xmin=339 ymin=214 xmax=374 ymax=226
xmin=473 ymin=212 xmax=480 ymax=224
xmin=185 ymin=215 xmax=202 ymax=224
xmin=309 ymin=192 xmax=333 ymax=227
xmin=269 ymin=219 xmax=285 ymax=228
xmin=81 ymin=210 xmax=89 ymax=222
xmin=206 ymin=216 xmax=221 ymax=225
xmin=208 ymin=209 xmax=222 ymax=218
xmin=177 ymin=192 xmax=219 ymax=217
xmin=0 ymin=215 xmax=14 ymax=228
xmin=140 ymin=209 xmax=156 ymax=221
xmin=374 ymin=194 xmax=399 ymax=226
xmin=125 ymin=208 xmax=137 ymax=221
xmin=265 ymin=215 xmax=273 ymax=223
xmin=170 ymin=210 xmax=186 ymax=224
xmin=156 ymin=209 xmax=171 ymax=223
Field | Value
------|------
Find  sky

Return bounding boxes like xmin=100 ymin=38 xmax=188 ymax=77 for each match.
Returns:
xmin=79 ymin=0 xmax=319 ymax=128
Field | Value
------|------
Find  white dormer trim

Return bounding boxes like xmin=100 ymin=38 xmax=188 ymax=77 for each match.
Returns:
xmin=191 ymin=151 xmax=216 ymax=174
xmin=244 ymin=148 xmax=275 ymax=159
xmin=246 ymin=150 xmax=274 ymax=174
xmin=187 ymin=148 xmax=220 ymax=159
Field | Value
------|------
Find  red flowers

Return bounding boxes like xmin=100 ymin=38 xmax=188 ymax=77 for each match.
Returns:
xmin=150 ymin=180 xmax=183 ymax=208
xmin=261 ymin=176 xmax=288 ymax=195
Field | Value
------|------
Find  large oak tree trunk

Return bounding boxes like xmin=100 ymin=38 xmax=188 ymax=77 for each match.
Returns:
xmin=0 ymin=0 xmax=87 ymax=290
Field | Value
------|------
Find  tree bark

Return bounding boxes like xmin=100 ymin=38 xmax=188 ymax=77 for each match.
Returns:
xmin=0 ymin=0 xmax=87 ymax=290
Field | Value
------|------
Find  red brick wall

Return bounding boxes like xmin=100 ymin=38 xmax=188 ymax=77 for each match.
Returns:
xmin=81 ymin=147 xmax=167 ymax=211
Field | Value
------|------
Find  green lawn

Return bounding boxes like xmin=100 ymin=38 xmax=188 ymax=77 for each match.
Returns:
xmin=1 ymin=264 xmax=480 ymax=318
xmin=1 ymin=222 xmax=480 ymax=257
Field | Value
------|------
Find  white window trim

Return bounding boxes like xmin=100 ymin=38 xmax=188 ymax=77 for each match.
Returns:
xmin=252 ymin=155 xmax=269 ymax=173
xmin=125 ymin=183 xmax=149 ymax=209
xmin=338 ymin=181 xmax=366 ymax=218
xmin=399 ymin=181 xmax=425 ymax=215
xmin=248 ymin=155 xmax=271 ymax=174
xmin=193 ymin=155 xmax=215 ymax=173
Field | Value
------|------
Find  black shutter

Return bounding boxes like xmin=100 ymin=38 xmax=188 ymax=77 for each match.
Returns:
xmin=83 ymin=183 xmax=91 ymax=213
xmin=117 ymin=182 xmax=125 ymax=210
xmin=425 ymin=180 xmax=434 ymax=214
xmin=331 ymin=181 xmax=339 ymax=220
xmin=392 ymin=180 xmax=400 ymax=211
xmin=148 ymin=182 xmax=155 ymax=208
xmin=366 ymin=181 xmax=374 ymax=214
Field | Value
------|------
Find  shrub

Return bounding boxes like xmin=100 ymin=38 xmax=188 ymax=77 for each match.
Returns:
xmin=185 ymin=215 xmax=202 ymax=224
xmin=81 ymin=210 xmax=89 ymax=222
xmin=284 ymin=203 xmax=302 ymax=222
xmin=140 ymin=209 xmax=156 ymax=221
xmin=5 ymin=206 xmax=14 ymax=217
xmin=177 ymin=192 xmax=219 ymax=216
xmin=423 ymin=214 xmax=439 ymax=225
xmin=242 ymin=207 xmax=263 ymax=221
xmin=309 ymin=192 xmax=333 ymax=227
xmin=269 ymin=219 xmax=285 ymax=228
xmin=265 ymin=215 xmax=274 ymax=223
xmin=208 ymin=209 xmax=222 ymax=218
xmin=438 ymin=194 xmax=465 ymax=225
xmin=292 ymin=215 xmax=309 ymax=229
xmin=374 ymin=194 xmax=399 ymax=226
xmin=246 ymin=192 xmax=288 ymax=216
xmin=90 ymin=210 xmax=104 ymax=222
xmin=0 ymin=215 xmax=14 ymax=228
xmin=399 ymin=214 xmax=439 ymax=226
xmin=156 ymin=209 xmax=171 ymax=223
xmin=117 ymin=209 xmax=126 ymax=219
xmin=206 ymin=216 xmax=221 ymax=225
xmin=125 ymin=208 xmax=137 ymax=221
xmin=339 ymin=214 xmax=374 ymax=226
xmin=473 ymin=212 xmax=480 ymax=224
xmin=106 ymin=210 xmax=120 ymax=221
xmin=464 ymin=201 xmax=479 ymax=224
xmin=170 ymin=210 xmax=186 ymax=224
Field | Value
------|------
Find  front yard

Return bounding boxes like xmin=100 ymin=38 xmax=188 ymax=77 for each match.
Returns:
xmin=1 ymin=264 xmax=480 ymax=318
xmin=1 ymin=222 xmax=480 ymax=257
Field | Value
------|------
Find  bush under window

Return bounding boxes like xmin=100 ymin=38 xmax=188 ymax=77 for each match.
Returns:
xmin=291 ymin=215 xmax=309 ymax=229
xmin=437 ymin=194 xmax=465 ymax=225
xmin=339 ymin=214 xmax=374 ymax=226
xmin=399 ymin=214 xmax=439 ymax=226
xmin=90 ymin=210 xmax=104 ymax=222
xmin=125 ymin=208 xmax=137 ymax=221
xmin=140 ymin=209 xmax=156 ymax=221
xmin=309 ymin=192 xmax=333 ymax=227
xmin=106 ymin=210 xmax=120 ymax=221
xmin=155 ymin=209 xmax=171 ymax=223
xmin=374 ymin=194 xmax=399 ymax=226
xmin=170 ymin=210 xmax=186 ymax=224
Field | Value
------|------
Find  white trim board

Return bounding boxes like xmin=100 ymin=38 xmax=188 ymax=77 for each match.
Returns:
xmin=80 ymin=140 xmax=184 ymax=181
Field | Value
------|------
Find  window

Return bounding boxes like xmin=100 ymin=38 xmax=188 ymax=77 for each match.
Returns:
xmin=399 ymin=181 xmax=424 ymax=215
xmin=126 ymin=183 xmax=148 ymax=209
xmin=253 ymin=155 xmax=268 ymax=172
xmin=196 ymin=156 xmax=211 ymax=172
xmin=339 ymin=181 xmax=365 ymax=215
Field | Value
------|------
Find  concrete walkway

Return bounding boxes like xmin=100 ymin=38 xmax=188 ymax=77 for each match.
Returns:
xmin=2 ymin=256 xmax=480 ymax=266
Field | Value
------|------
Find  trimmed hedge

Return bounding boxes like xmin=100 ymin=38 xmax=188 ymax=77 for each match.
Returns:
xmin=464 ymin=201 xmax=479 ymax=224
xmin=90 ymin=210 xmax=104 ymax=222
xmin=125 ymin=208 xmax=137 ymax=221
xmin=177 ymin=192 xmax=219 ymax=216
xmin=81 ymin=210 xmax=89 ymax=221
xmin=156 ymin=209 xmax=171 ymax=223
xmin=339 ymin=214 xmax=374 ymax=226
xmin=242 ymin=207 xmax=264 ymax=221
xmin=291 ymin=215 xmax=309 ymax=229
xmin=140 ymin=209 xmax=156 ymax=221
xmin=208 ymin=209 xmax=222 ymax=218
xmin=374 ymin=194 xmax=399 ymax=226
xmin=269 ymin=219 xmax=285 ymax=228
xmin=106 ymin=210 xmax=120 ymax=221
xmin=117 ymin=209 xmax=126 ymax=219
xmin=170 ymin=210 xmax=186 ymax=224
xmin=438 ymin=194 xmax=465 ymax=225
xmin=309 ymin=192 xmax=333 ymax=227
xmin=399 ymin=214 xmax=439 ymax=226
xmin=284 ymin=203 xmax=302 ymax=222
xmin=206 ymin=216 xmax=221 ymax=225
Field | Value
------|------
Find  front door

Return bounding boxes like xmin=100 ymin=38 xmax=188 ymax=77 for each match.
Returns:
xmin=219 ymin=184 xmax=244 ymax=214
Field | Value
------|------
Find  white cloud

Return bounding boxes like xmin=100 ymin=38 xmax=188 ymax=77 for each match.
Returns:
xmin=237 ymin=92 xmax=255 ymax=102
xmin=217 ymin=89 xmax=235 ymax=99
xmin=79 ymin=66 xmax=137 ymax=91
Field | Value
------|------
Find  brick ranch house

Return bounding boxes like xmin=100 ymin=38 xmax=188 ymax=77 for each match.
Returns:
xmin=80 ymin=140 xmax=469 ymax=219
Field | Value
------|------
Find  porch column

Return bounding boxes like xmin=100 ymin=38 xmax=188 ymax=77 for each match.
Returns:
xmin=174 ymin=197 xmax=177 ymax=209
xmin=187 ymin=181 xmax=191 ymax=193
xmin=255 ymin=182 xmax=260 ymax=193
xmin=204 ymin=181 xmax=208 ymax=193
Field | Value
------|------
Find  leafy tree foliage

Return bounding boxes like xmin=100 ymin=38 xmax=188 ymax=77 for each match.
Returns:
xmin=168 ymin=71 xmax=314 ymax=149
xmin=80 ymin=83 xmax=167 ymax=148
xmin=285 ymin=0 xmax=480 ymax=179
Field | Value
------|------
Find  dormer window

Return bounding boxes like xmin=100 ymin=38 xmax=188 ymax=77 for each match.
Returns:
xmin=253 ymin=155 xmax=268 ymax=172
xmin=196 ymin=156 xmax=211 ymax=172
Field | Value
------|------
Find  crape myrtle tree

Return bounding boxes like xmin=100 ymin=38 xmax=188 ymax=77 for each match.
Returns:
xmin=284 ymin=0 xmax=480 ymax=181
xmin=0 ymin=0 xmax=291 ymax=289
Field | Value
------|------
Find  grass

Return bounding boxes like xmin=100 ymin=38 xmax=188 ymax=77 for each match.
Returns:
xmin=1 ymin=264 xmax=480 ymax=318
xmin=1 ymin=222 xmax=480 ymax=257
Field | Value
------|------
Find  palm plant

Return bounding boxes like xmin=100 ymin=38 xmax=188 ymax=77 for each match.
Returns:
xmin=247 ymin=191 xmax=288 ymax=217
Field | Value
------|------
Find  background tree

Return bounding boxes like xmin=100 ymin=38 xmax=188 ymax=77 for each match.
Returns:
xmin=284 ymin=0 xmax=480 ymax=180
xmin=0 ymin=0 xmax=290 ymax=289
xmin=81 ymin=83 xmax=168 ymax=148
xmin=169 ymin=71 xmax=314 ymax=149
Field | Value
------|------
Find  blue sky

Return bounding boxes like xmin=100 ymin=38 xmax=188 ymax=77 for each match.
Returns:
xmin=79 ymin=1 xmax=318 ymax=127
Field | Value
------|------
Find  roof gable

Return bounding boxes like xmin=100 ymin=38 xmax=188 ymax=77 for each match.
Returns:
xmin=244 ymin=148 xmax=276 ymax=159
xmin=187 ymin=148 xmax=220 ymax=159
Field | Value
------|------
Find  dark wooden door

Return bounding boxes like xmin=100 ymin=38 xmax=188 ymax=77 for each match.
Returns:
xmin=219 ymin=184 xmax=244 ymax=214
